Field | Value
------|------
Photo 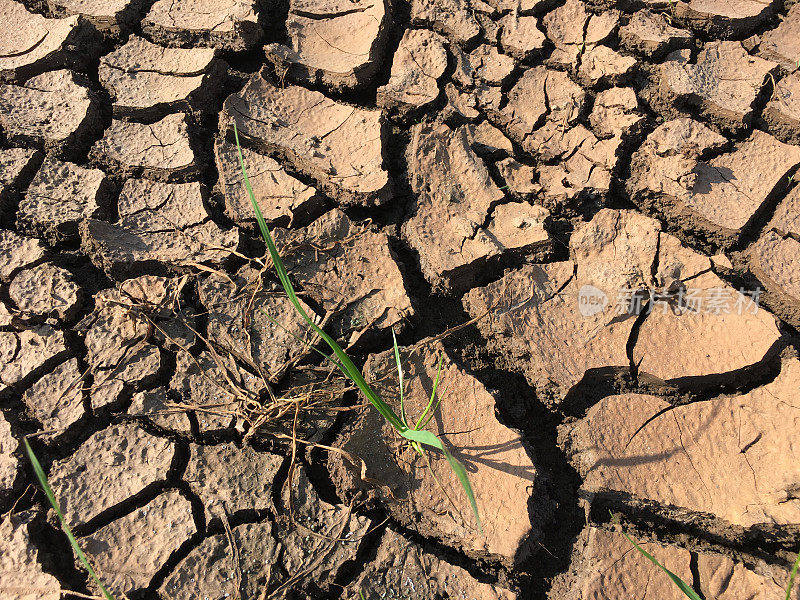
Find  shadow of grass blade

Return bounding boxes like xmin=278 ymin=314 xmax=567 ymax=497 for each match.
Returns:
xmin=23 ymin=439 xmax=116 ymax=600
xmin=787 ymin=551 xmax=800 ymax=600
xmin=232 ymin=123 xmax=481 ymax=532
xmin=613 ymin=514 xmax=701 ymax=600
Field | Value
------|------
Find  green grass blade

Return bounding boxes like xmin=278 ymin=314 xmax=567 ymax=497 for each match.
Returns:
xmin=23 ymin=439 xmax=116 ymax=600
xmin=414 ymin=353 xmax=443 ymax=431
xmin=233 ymin=123 xmax=480 ymax=529
xmin=392 ymin=330 xmax=407 ymax=427
xmin=787 ymin=551 xmax=800 ymax=600
xmin=614 ymin=515 xmax=701 ymax=600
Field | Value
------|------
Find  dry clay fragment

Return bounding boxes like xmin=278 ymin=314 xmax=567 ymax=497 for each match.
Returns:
xmin=564 ymin=355 xmax=800 ymax=533
xmin=19 ymin=157 xmax=110 ymax=243
xmin=214 ymin=138 xmax=323 ymax=227
xmin=404 ymin=122 xmax=551 ymax=293
xmin=619 ymin=9 xmax=692 ymax=59
xmin=578 ymin=44 xmax=636 ymax=86
xmin=161 ymin=469 xmax=369 ymax=598
xmin=184 ymin=443 xmax=282 ymax=524
xmin=759 ymin=4 xmax=800 ymax=71
xmin=10 ymin=263 xmax=82 ymax=321
xmin=497 ymin=158 xmax=539 ymax=196
xmin=673 ymin=0 xmax=782 ymax=37
xmin=99 ymin=36 xmax=224 ymax=119
xmin=352 ymin=527 xmax=517 ymax=599
xmin=143 ymin=0 xmax=261 ymax=50
xmin=330 ymin=339 xmax=540 ymax=565
xmin=0 ymin=70 xmax=98 ymax=158
xmin=377 ymin=28 xmax=448 ymax=116
xmin=22 ymin=358 xmax=85 ymax=440
xmin=82 ymin=179 xmax=238 ymax=278
xmin=222 ymin=71 xmax=390 ymax=206
xmin=0 ymin=412 xmax=17 ymax=493
xmin=0 ymin=326 xmax=68 ymax=394
xmin=499 ymin=13 xmax=546 ymax=59
xmin=590 ymin=86 xmax=644 ymax=138
xmin=543 ymin=0 xmax=618 ymax=68
xmin=469 ymin=44 xmax=516 ymax=85
xmin=265 ymin=0 xmax=391 ymax=90
xmin=0 ymin=148 xmax=40 ymax=206
xmin=0 ymin=513 xmax=63 ymax=600
xmin=0 ymin=0 xmax=90 ymax=81
xmin=128 ymin=387 xmax=192 ymax=434
xmin=469 ymin=121 xmax=514 ymax=156
xmin=411 ymin=0 xmax=480 ymax=44
xmin=629 ymin=118 xmax=800 ymax=245
xmin=90 ymin=113 xmax=198 ymax=180
xmin=764 ymin=71 xmax=800 ymax=142
xmin=559 ymin=527 xmax=790 ymax=600
xmin=273 ymin=208 xmax=415 ymax=343
xmin=198 ymin=265 xmax=316 ymax=379
xmin=661 ymin=41 xmax=777 ymax=127
xmin=48 ymin=0 xmax=144 ymax=31
xmin=0 ymin=230 xmax=45 ymax=282
xmin=486 ymin=0 xmax=547 ymax=12
xmin=49 ymin=423 xmax=174 ymax=528
xmin=81 ymin=490 xmax=196 ymax=598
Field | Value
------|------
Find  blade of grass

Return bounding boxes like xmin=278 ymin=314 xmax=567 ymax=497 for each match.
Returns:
xmin=392 ymin=331 xmax=407 ymax=428
xmin=23 ymin=439 xmax=116 ymax=600
xmin=787 ymin=551 xmax=800 ymax=600
xmin=233 ymin=123 xmax=481 ymax=531
xmin=612 ymin=514 xmax=701 ymax=600
xmin=414 ymin=353 xmax=444 ymax=431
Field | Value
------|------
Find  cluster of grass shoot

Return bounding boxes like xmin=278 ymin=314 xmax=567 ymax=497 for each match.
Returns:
xmin=233 ymin=123 xmax=481 ymax=532
xmin=614 ymin=514 xmax=800 ymax=600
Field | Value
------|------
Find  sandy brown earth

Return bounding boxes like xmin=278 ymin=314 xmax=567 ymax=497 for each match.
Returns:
xmin=0 ymin=0 xmax=799 ymax=598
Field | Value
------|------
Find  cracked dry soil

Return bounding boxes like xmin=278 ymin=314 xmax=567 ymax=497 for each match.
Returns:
xmin=0 ymin=0 xmax=799 ymax=598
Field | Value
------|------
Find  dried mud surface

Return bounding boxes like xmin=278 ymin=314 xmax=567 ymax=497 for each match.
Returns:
xmin=0 ymin=0 xmax=799 ymax=599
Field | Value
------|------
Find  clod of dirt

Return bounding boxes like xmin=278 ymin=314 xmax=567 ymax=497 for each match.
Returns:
xmin=99 ymin=36 xmax=224 ymax=119
xmin=47 ymin=0 xmax=144 ymax=32
xmin=543 ymin=0 xmax=618 ymax=68
xmin=329 ymin=339 xmax=541 ymax=565
xmin=469 ymin=121 xmax=514 ymax=156
xmin=128 ymin=387 xmax=192 ymax=434
xmin=80 ymin=490 xmax=197 ymax=598
xmin=222 ymin=71 xmax=390 ymax=207
xmin=19 ymin=157 xmax=110 ymax=243
xmin=563 ymin=355 xmax=800 ymax=535
xmin=660 ymin=41 xmax=778 ymax=128
xmin=443 ymin=82 xmax=481 ymax=122
xmin=9 ymin=263 xmax=82 ymax=322
xmin=22 ymin=359 xmax=84 ymax=440
xmin=377 ymin=28 xmax=448 ymax=117
xmin=0 ymin=70 xmax=99 ymax=159
xmin=411 ymin=0 xmax=481 ymax=44
xmin=630 ymin=118 xmax=800 ymax=245
xmin=142 ymin=0 xmax=261 ymax=50
xmin=0 ymin=230 xmax=45 ymax=281
xmin=0 ymin=411 xmax=17 ymax=492
xmin=499 ymin=14 xmax=546 ymax=60
xmin=758 ymin=4 xmax=800 ymax=71
xmin=0 ymin=513 xmax=63 ymax=599
xmin=670 ymin=0 xmax=782 ymax=38
xmin=404 ymin=122 xmax=551 ymax=293
xmin=748 ymin=185 xmax=800 ymax=326
xmin=0 ymin=148 xmax=40 ymax=208
xmin=351 ymin=527 xmax=518 ymax=599
xmin=265 ymin=0 xmax=391 ymax=91
xmin=486 ymin=0 xmax=547 ymax=12
xmin=578 ymin=44 xmax=636 ymax=86
xmin=214 ymin=138 xmax=324 ymax=228
xmin=90 ymin=113 xmax=199 ymax=181
xmin=273 ymin=208 xmax=416 ymax=344
xmin=198 ymin=265 xmax=317 ymax=380
xmin=169 ymin=350 xmax=260 ymax=434
xmin=497 ymin=158 xmax=539 ymax=197
xmin=470 ymin=44 xmax=516 ymax=85
xmin=556 ymin=527 xmax=789 ymax=600
xmin=589 ymin=86 xmax=644 ymax=137
xmin=81 ymin=179 xmax=239 ymax=278
xmin=184 ymin=443 xmax=282 ymax=524
xmin=764 ymin=72 xmax=800 ymax=142
xmin=0 ymin=0 xmax=90 ymax=82
xmin=618 ymin=9 xmax=692 ymax=59
xmin=49 ymin=423 xmax=175 ymax=528
xmin=0 ymin=326 xmax=69 ymax=395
